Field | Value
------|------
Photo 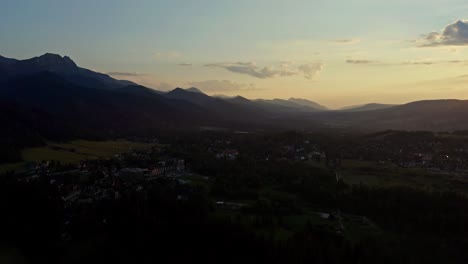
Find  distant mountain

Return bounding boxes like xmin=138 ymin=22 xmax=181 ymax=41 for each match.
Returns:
xmin=226 ymin=96 xmax=254 ymax=105
xmin=185 ymin=87 xmax=205 ymax=94
xmin=219 ymin=96 xmax=327 ymax=113
xmin=224 ymin=96 xmax=266 ymax=112
xmin=257 ymin=99 xmax=301 ymax=108
xmin=340 ymin=103 xmax=397 ymax=112
xmin=0 ymin=53 xmax=136 ymax=89
xmin=212 ymin=94 xmax=234 ymax=99
xmin=0 ymin=73 xmax=206 ymax=126
xmin=0 ymin=54 xmax=266 ymax=128
xmin=306 ymin=99 xmax=468 ymax=131
xmin=117 ymin=85 xmax=165 ymax=97
xmin=255 ymin=98 xmax=322 ymax=112
xmin=288 ymin=98 xmax=328 ymax=110
xmin=164 ymin=88 xmax=266 ymax=121
xmin=369 ymin=100 xmax=468 ymax=131
xmin=164 ymin=88 xmax=216 ymax=105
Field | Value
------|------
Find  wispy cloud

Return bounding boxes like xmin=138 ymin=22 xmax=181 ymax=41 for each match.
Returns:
xmin=400 ymin=59 xmax=468 ymax=65
xmin=205 ymin=61 xmax=323 ymax=80
xmin=418 ymin=20 xmax=468 ymax=47
xmin=185 ymin=80 xmax=258 ymax=93
xmin=401 ymin=61 xmax=435 ymax=65
xmin=345 ymin=59 xmax=468 ymax=66
xmin=178 ymin=63 xmax=193 ymax=66
xmin=332 ymin=38 xmax=360 ymax=44
xmin=346 ymin=59 xmax=379 ymax=64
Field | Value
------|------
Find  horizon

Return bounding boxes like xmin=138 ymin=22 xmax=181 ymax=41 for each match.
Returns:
xmin=3 ymin=0 xmax=468 ymax=108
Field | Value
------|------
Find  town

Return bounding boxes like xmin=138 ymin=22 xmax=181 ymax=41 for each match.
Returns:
xmin=3 ymin=130 xmax=468 ymax=263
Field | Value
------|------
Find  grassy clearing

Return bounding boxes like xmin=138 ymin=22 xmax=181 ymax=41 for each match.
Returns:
xmin=340 ymin=159 xmax=468 ymax=193
xmin=342 ymin=215 xmax=382 ymax=244
xmin=0 ymin=163 xmax=25 ymax=174
xmin=0 ymin=140 xmax=154 ymax=173
xmin=212 ymin=209 xmax=380 ymax=243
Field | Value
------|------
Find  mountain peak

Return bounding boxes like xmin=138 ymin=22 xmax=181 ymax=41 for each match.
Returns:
xmin=170 ymin=87 xmax=187 ymax=93
xmin=185 ymin=87 xmax=205 ymax=94
xmin=33 ymin=53 xmax=78 ymax=69
xmin=0 ymin=53 xmax=135 ymax=90
xmin=169 ymin=87 xmax=207 ymax=96
xmin=230 ymin=96 xmax=252 ymax=104
xmin=41 ymin=53 xmax=63 ymax=59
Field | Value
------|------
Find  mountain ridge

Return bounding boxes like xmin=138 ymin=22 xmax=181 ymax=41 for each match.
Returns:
xmin=0 ymin=53 xmax=136 ymax=89
xmin=339 ymin=103 xmax=397 ymax=112
xmin=2 ymin=52 xmax=468 ymax=150
xmin=288 ymin=97 xmax=328 ymax=110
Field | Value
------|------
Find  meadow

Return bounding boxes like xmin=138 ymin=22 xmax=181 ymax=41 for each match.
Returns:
xmin=340 ymin=159 xmax=468 ymax=194
xmin=0 ymin=140 xmax=153 ymax=173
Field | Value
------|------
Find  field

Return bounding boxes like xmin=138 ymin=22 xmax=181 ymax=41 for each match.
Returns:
xmin=340 ymin=159 xmax=468 ymax=193
xmin=0 ymin=140 xmax=154 ymax=173
xmin=212 ymin=209 xmax=381 ymax=244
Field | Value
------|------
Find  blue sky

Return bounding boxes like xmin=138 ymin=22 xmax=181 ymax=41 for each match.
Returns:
xmin=2 ymin=0 xmax=468 ymax=107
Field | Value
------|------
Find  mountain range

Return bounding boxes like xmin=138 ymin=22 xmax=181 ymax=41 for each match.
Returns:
xmin=2 ymin=53 xmax=468 ymax=155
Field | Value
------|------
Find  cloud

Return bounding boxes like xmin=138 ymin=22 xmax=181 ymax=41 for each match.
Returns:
xmin=400 ymin=59 xmax=468 ymax=66
xmin=345 ymin=59 xmax=468 ymax=66
xmin=402 ymin=61 xmax=434 ymax=65
xmin=185 ymin=80 xmax=258 ymax=93
xmin=346 ymin=59 xmax=379 ymax=64
xmin=419 ymin=20 xmax=468 ymax=47
xmin=107 ymin=72 xmax=143 ymax=77
xmin=332 ymin=38 xmax=361 ymax=44
xmin=205 ymin=61 xmax=323 ymax=80
xmin=297 ymin=64 xmax=324 ymax=79
xmin=178 ymin=63 xmax=193 ymax=66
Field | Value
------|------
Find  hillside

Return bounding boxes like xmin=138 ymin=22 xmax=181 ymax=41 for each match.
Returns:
xmin=288 ymin=98 xmax=328 ymax=110
xmin=340 ymin=103 xmax=397 ymax=112
xmin=305 ymin=100 xmax=468 ymax=131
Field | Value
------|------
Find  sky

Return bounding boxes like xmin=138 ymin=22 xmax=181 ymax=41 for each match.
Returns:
xmin=2 ymin=0 xmax=468 ymax=108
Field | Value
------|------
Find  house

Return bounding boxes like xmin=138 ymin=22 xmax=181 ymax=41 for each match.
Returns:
xmin=63 ymin=190 xmax=81 ymax=203
xmin=118 ymin=168 xmax=148 ymax=180
xmin=177 ymin=159 xmax=185 ymax=171
xmin=216 ymin=149 xmax=239 ymax=160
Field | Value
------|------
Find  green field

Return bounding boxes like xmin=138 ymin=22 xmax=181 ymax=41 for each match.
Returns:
xmin=340 ymin=159 xmax=468 ymax=193
xmin=212 ymin=209 xmax=380 ymax=243
xmin=0 ymin=140 xmax=154 ymax=173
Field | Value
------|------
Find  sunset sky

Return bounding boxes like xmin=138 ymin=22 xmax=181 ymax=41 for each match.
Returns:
xmin=3 ymin=0 xmax=468 ymax=108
